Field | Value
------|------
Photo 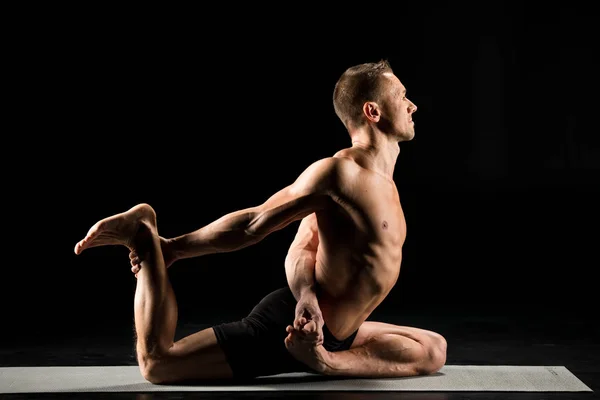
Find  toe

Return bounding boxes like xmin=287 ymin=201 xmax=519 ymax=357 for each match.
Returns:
xmin=74 ymin=241 xmax=84 ymax=255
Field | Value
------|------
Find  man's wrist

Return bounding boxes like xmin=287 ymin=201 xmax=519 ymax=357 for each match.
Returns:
xmin=299 ymin=285 xmax=317 ymax=298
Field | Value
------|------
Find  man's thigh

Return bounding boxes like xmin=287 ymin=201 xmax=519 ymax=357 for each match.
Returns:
xmin=213 ymin=286 xmax=312 ymax=379
xmin=351 ymin=321 xmax=446 ymax=350
xmin=349 ymin=321 xmax=447 ymax=375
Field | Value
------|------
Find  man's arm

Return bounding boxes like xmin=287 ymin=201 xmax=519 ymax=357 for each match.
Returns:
xmin=285 ymin=213 xmax=325 ymax=345
xmin=285 ymin=213 xmax=319 ymax=301
xmin=168 ymin=158 xmax=337 ymax=261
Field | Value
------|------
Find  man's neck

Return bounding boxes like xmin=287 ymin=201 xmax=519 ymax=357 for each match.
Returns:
xmin=349 ymin=129 xmax=400 ymax=181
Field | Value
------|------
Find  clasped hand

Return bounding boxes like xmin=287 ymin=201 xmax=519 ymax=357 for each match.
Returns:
xmin=285 ymin=294 xmax=324 ymax=346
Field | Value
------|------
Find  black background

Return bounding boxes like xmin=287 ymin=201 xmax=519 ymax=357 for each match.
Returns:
xmin=5 ymin=3 xmax=598 ymax=343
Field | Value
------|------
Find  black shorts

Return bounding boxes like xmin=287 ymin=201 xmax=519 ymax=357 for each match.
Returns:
xmin=212 ymin=286 xmax=359 ymax=379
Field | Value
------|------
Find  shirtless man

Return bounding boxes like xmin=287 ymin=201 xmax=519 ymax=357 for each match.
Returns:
xmin=74 ymin=60 xmax=447 ymax=384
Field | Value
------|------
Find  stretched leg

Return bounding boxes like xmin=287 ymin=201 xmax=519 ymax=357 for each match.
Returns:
xmin=286 ymin=321 xmax=446 ymax=378
xmin=75 ymin=203 xmax=233 ymax=383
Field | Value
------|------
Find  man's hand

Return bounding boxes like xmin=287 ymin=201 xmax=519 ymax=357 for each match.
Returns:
xmin=130 ymin=236 xmax=177 ymax=277
xmin=290 ymin=292 xmax=324 ymax=346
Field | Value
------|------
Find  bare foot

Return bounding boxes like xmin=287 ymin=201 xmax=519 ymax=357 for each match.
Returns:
xmin=284 ymin=325 xmax=330 ymax=375
xmin=74 ymin=203 xmax=157 ymax=255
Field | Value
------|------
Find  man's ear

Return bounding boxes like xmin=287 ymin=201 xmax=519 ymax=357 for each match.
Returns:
xmin=362 ymin=102 xmax=381 ymax=122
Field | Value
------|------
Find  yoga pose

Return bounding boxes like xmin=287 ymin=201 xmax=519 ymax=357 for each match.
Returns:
xmin=74 ymin=60 xmax=447 ymax=384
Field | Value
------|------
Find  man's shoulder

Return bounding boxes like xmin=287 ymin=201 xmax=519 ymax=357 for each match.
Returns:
xmin=332 ymin=148 xmax=352 ymax=159
xmin=293 ymin=156 xmax=357 ymax=194
xmin=305 ymin=155 xmax=357 ymax=176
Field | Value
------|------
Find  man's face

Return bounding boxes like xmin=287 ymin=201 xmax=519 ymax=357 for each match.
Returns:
xmin=379 ymin=73 xmax=418 ymax=141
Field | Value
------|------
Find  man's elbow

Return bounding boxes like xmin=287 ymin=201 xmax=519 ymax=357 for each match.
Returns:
xmin=244 ymin=217 xmax=270 ymax=239
xmin=244 ymin=209 xmax=268 ymax=237
xmin=243 ymin=225 xmax=268 ymax=244
xmin=246 ymin=211 xmax=292 ymax=238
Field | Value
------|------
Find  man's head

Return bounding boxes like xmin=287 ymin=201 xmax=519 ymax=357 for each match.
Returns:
xmin=333 ymin=60 xmax=417 ymax=142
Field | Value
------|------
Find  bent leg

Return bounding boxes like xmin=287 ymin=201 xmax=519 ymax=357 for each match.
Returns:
xmin=75 ymin=204 xmax=233 ymax=383
xmin=323 ymin=321 xmax=447 ymax=378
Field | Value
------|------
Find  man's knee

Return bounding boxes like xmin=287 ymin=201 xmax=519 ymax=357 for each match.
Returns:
xmin=139 ymin=355 xmax=174 ymax=384
xmin=370 ymin=331 xmax=447 ymax=377
xmin=420 ymin=332 xmax=447 ymax=375
xmin=139 ymin=359 xmax=158 ymax=384
xmin=136 ymin=345 xmax=171 ymax=384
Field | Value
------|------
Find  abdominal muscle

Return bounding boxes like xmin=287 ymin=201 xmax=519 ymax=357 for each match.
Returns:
xmin=314 ymin=254 xmax=398 ymax=340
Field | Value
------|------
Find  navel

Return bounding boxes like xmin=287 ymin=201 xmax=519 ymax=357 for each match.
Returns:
xmin=382 ymin=220 xmax=388 ymax=230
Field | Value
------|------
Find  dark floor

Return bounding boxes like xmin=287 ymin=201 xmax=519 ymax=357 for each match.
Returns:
xmin=2 ymin=307 xmax=598 ymax=400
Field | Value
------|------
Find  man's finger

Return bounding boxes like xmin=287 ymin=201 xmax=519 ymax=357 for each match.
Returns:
xmin=301 ymin=330 xmax=320 ymax=340
xmin=302 ymin=320 xmax=318 ymax=333
xmin=299 ymin=333 xmax=322 ymax=345
xmin=294 ymin=317 xmax=307 ymax=330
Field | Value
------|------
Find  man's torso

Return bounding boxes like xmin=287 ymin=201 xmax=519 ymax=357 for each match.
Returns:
xmin=292 ymin=150 xmax=407 ymax=339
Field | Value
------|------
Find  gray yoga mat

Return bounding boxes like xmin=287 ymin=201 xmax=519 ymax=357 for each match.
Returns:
xmin=0 ymin=365 xmax=592 ymax=393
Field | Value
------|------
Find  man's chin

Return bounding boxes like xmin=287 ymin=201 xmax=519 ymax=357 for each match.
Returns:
xmin=399 ymin=131 xmax=415 ymax=142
